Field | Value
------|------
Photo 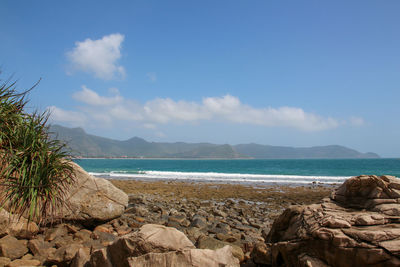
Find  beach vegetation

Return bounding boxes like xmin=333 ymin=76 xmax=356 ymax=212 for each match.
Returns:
xmin=0 ymin=74 xmax=75 ymax=224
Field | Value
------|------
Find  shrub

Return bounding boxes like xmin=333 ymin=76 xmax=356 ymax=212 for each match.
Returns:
xmin=0 ymin=75 xmax=75 ymax=224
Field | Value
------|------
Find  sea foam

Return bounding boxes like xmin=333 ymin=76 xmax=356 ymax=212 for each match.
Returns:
xmin=89 ymin=170 xmax=349 ymax=185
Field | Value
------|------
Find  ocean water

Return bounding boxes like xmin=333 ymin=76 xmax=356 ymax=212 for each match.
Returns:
xmin=73 ymin=158 xmax=400 ymax=185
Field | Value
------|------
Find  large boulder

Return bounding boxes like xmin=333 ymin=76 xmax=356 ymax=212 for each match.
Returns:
xmin=61 ymin=162 xmax=128 ymax=224
xmin=266 ymin=175 xmax=400 ymax=267
xmin=127 ymin=246 xmax=239 ymax=267
xmin=89 ymin=224 xmax=239 ymax=267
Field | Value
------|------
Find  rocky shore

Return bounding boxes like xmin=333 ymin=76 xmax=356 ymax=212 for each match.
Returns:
xmin=1 ymin=163 xmax=399 ymax=266
xmin=0 ymin=163 xmax=331 ymax=266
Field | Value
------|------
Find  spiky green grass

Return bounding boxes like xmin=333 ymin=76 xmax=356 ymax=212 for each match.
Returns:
xmin=0 ymin=75 xmax=75 ymax=224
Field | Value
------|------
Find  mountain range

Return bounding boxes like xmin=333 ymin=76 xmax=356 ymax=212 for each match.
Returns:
xmin=49 ymin=125 xmax=380 ymax=159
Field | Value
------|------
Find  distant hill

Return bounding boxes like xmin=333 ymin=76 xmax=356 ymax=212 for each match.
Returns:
xmin=49 ymin=125 xmax=240 ymax=158
xmin=234 ymin=143 xmax=379 ymax=159
xmin=49 ymin=125 xmax=380 ymax=159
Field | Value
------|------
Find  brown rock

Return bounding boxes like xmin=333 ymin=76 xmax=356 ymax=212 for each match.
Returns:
xmin=44 ymin=224 xmax=68 ymax=241
xmin=74 ymin=229 xmax=93 ymax=243
xmin=70 ymin=248 xmax=90 ymax=267
xmin=0 ymin=235 xmax=28 ymax=260
xmin=59 ymin=162 xmax=129 ymax=224
xmin=90 ymin=248 xmax=112 ymax=267
xmin=93 ymin=225 xmax=113 ymax=234
xmin=266 ymin=175 xmax=400 ymax=267
xmin=0 ymin=209 xmax=38 ymax=239
xmin=6 ymin=259 xmax=41 ymax=266
xmin=97 ymin=224 xmax=195 ymax=267
xmin=0 ymin=257 xmax=11 ymax=267
xmin=250 ymin=242 xmax=271 ymax=265
xmin=127 ymin=246 xmax=239 ymax=267
xmin=27 ymin=239 xmax=53 ymax=257
xmin=47 ymin=243 xmax=82 ymax=266
xmin=197 ymin=236 xmax=244 ymax=262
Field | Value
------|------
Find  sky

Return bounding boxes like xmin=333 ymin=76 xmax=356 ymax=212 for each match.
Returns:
xmin=1 ymin=1 xmax=400 ymax=157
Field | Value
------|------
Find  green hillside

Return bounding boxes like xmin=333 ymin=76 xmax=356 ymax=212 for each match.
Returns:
xmin=50 ymin=125 xmax=380 ymax=159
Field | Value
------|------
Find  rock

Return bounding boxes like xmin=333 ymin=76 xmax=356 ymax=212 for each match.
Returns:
xmin=27 ymin=239 xmax=53 ymax=258
xmin=70 ymin=248 xmax=90 ymax=267
xmin=0 ymin=235 xmax=28 ymax=260
xmin=93 ymin=225 xmax=113 ymax=234
xmin=6 ymin=259 xmax=41 ymax=266
xmin=44 ymin=224 xmax=68 ymax=241
xmin=190 ymin=215 xmax=208 ymax=229
xmin=266 ymin=175 xmax=400 ymax=267
xmin=125 ymin=206 xmax=148 ymax=217
xmin=107 ymin=224 xmax=195 ymax=266
xmin=0 ymin=257 xmax=10 ymax=267
xmin=92 ymin=230 xmax=117 ymax=245
xmin=331 ymin=175 xmax=400 ymax=209
xmin=90 ymin=248 xmax=112 ymax=267
xmin=197 ymin=236 xmax=244 ymax=262
xmin=127 ymin=245 xmax=239 ymax=267
xmin=250 ymin=242 xmax=271 ymax=265
xmin=47 ymin=243 xmax=82 ymax=266
xmin=185 ymin=227 xmax=204 ymax=244
xmin=60 ymin=162 xmax=128 ymax=224
xmin=0 ymin=209 xmax=38 ymax=239
xmin=74 ymin=229 xmax=93 ymax=243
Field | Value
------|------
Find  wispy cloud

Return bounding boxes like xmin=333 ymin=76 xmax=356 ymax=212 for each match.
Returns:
xmin=146 ymin=72 xmax=157 ymax=82
xmin=49 ymin=86 xmax=362 ymax=132
xmin=66 ymin=33 xmax=125 ymax=80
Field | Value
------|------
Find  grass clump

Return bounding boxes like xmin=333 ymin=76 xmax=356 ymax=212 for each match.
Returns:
xmin=0 ymin=75 xmax=75 ymax=224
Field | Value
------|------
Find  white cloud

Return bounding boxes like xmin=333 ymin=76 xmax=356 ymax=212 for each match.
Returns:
xmin=73 ymin=85 xmax=122 ymax=106
xmin=50 ymin=87 xmax=360 ymax=132
xmin=146 ymin=72 xmax=157 ymax=82
xmin=48 ymin=106 xmax=86 ymax=125
xmin=349 ymin=116 xmax=365 ymax=127
xmin=66 ymin=33 xmax=125 ymax=80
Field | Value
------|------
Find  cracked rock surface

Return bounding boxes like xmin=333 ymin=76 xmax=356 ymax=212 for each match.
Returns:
xmin=266 ymin=175 xmax=400 ymax=267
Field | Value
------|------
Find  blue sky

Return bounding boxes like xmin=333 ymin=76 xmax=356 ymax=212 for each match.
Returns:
xmin=1 ymin=1 xmax=400 ymax=157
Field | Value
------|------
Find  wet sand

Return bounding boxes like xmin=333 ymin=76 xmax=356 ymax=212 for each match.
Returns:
xmin=110 ymin=179 xmax=332 ymax=207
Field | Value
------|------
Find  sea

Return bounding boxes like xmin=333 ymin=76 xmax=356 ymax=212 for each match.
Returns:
xmin=73 ymin=158 xmax=400 ymax=186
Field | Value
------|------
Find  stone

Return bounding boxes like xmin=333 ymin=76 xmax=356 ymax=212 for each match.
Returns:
xmin=125 ymin=206 xmax=148 ymax=217
xmin=0 ymin=209 xmax=38 ymax=239
xmin=251 ymin=242 xmax=271 ymax=265
xmin=6 ymin=259 xmax=41 ymax=266
xmin=47 ymin=243 xmax=82 ymax=266
xmin=266 ymin=175 xmax=400 ymax=266
xmin=99 ymin=224 xmax=195 ymax=267
xmin=197 ymin=236 xmax=244 ymax=262
xmin=190 ymin=216 xmax=207 ymax=229
xmin=331 ymin=175 xmax=400 ymax=209
xmin=74 ymin=229 xmax=93 ymax=243
xmin=70 ymin=248 xmax=90 ymax=267
xmin=185 ymin=227 xmax=204 ymax=244
xmin=0 ymin=257 xmax=10 ymax=267
xmin=0 ymin=235 xmax=28 ymax=260
xmin=93 ymin=225 xmax=113 ymax=234
xmin=92 ymin=230 xmax=117 ymax=245
xmin=90 ymin=248 xmax=112 ymax=267
xmin=27 ymin=239 xmax=53 ymax=257
xmin=127 ymin=246 xmax=239 ymax=267
xmin=59 ymin=162 xmax=129 ymax=224
xmin=44 ymin=224 xmax=69 ymax=241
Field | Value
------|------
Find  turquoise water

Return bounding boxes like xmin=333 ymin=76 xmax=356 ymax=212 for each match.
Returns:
xmin=73 ymin=158 xmax=400 ymax=185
